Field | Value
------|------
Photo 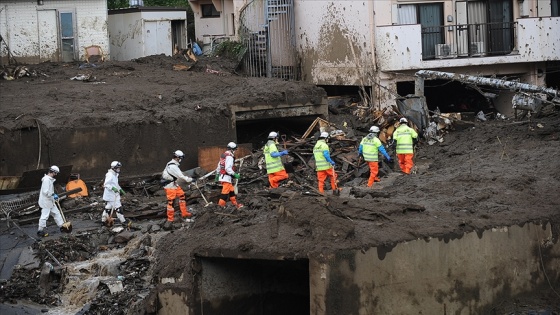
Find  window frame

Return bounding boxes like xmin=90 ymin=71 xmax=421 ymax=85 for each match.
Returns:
xmin=201 ymin=4 xmax=220 ymax=18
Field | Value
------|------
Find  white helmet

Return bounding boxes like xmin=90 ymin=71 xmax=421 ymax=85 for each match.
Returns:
xmin=319 ymin=132 xmax=329 ymax=139
xmin=369 ymin=126 xmax=380 ymax=133
xmin=227 ymin=142 xmax=237 ymax=150
xmin=268 ymin=131 xmax=278 ymax=139
xmin=174 ymin=150 xmax=185 ymax=158
xmin=400 ymin=117 xmax=408 ymax=124
xmin=49 ymin=165 xmax=60 ymax=174
xmin=111 ymin=161 xmax=122 ymax=169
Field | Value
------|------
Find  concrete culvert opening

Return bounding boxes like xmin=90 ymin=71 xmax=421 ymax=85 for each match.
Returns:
xmin=194 ymin=257 xmax=310 ymax=315
xmin=236 ymin=116 xmax=321 ymax=147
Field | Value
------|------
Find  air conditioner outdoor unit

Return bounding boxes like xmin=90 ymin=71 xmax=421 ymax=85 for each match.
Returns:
xmin=470 ymin=41 xmax=485 ymax=56
xmin=435 ymin=44 xmax=454 ymax=59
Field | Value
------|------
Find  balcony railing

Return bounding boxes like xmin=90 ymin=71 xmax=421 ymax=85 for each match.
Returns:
xmin=421 ymin=21 xmax=517 ymax=60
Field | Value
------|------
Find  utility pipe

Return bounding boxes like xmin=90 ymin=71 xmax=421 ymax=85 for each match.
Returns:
xmin=415 ymin=70 xmax=559 ymax=97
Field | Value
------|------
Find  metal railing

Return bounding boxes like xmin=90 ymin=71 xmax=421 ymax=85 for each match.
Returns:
xmin=239 ymin=0 xmax=298 ymax=80
xmin=421 ymin=21 xmax=517 ymax=60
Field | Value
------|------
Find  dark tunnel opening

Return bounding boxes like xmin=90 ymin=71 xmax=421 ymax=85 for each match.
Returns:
xmin=194 ymin=257 xmax=310 ymax=315
xmin=236 ymin=115 xmax=320 ymax=149
xmin=397 ymin=79 xmax=493 ymax=113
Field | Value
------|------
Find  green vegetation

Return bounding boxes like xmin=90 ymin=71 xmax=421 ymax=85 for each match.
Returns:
xmin=212 ymin=40 xmax=246 ymax=61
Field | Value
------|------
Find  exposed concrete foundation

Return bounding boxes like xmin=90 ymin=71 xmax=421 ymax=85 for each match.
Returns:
xmin=312 ymin=222 xmax=559 ymax=314
xmin=0 ymin=100 xmax=327 ymax=179
xmin=157 ymin=222 xmax=559 ymax=314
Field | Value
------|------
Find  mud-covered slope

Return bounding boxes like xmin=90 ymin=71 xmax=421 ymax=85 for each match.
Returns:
xmin=153 ymin=112 xmax=560 ymax=279
xmin=0 ymin=55 xmax=326 ymax=131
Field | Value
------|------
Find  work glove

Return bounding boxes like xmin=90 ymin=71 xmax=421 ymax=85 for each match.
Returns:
xmin=185 ymin=177 xmax=193 ymax=183
xmin=119 ymin=189 xmax=126 ymax=196
xmin=111 ymin=187 xmax=119 ymax=193
xmin=52 ymin=193 xmax=59 ymax=201
xmin=214 ymin=174 xmax=220 ymax=182
xmin=233 ymin=173 xmax=241 ymax=179
xmin=281 ymin=150 xmax=289 ymax=156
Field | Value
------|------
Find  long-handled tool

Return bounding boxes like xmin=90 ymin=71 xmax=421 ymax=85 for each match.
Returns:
xmin=234 ymin=158 xmax=244 ymax=195
xmin=354 ymin=155 xmax=363 ymax=177
xmin=106 ymin=194 xmax=118 ymax=227
xmin=332 ymin=166 xmax=340 ymax=196
xmin=55 ymin=199 xmax=72 ymax=233
xmin=194 ymin=180 xmax=212 ymax=207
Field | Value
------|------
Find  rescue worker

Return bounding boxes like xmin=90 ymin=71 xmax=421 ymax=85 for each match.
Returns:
xmin=215 ymin=142 xmax=243 ymax=209
xmin=162 ymin=151 xmax=194 ymax=222
xmin=102 ymin=161 xmax=131 ymax=227
xmin=358 ymin=126 xmax=392 ymax=187
xmin=392 ymin=117 xmax=419 ymax=174
xmin=37 ymin=165 xmax=64 ymax=237
xmin=313 ymin=132 xmax=338 ymax=194
xmin=263 ymin=131 xmax=289 ymax=188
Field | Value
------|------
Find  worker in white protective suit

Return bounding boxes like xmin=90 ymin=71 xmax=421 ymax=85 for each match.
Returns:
xmin=37 ymin=166 xmax=64 ymax=238
xmin=102 ymin=161 xmax=131 ymax=227
xmin=162 ymin=150 xmax=194 ymax=222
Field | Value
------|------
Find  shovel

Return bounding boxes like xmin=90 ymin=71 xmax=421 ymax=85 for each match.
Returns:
xmin=234 ymin=159 xmax=243 ymax=195
xmin=194 ymin=180 xmax=212 ymax=207
xmin=106 ymin=195 xmax=118 ymax=227
xmin=55 ymin=199 xmax=72 ymax=233
xmin=354 ymin=155 xmax=363 ymax=177
xmin=332 ymin=167 xmax=340 ymax=196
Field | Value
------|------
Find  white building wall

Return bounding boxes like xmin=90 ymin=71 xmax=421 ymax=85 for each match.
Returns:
xmin=108 ymin=12 xmax=144 ymax=61
xmin=294 ymin=0 xmax=374 ymax=85
xmin=0 ymin=0 xmax=108 ymax=63
xmin=108 ymin=11 xmax=186 ymax=61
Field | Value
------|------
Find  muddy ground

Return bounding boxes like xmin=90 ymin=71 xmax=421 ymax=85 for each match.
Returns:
xmin=1 ymin=55 xmax=560 ymax=314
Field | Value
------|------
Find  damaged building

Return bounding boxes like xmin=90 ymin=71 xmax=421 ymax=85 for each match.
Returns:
xmin=193 ymin=0 xmax=559 ymax=116
xmin=0 ymin=1 xmax=560 ymax=315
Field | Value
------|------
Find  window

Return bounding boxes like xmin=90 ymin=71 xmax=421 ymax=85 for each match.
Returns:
xmin=553 ymin=0 xmax=560 ymax=16
xmin=201 ymin=4 xmax=220 ymax=18
xmin=398 ymin=3 xmax=444 ymax=59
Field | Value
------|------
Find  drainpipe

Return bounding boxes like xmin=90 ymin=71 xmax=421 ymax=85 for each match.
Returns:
xmin=415 ymin=70 xmax=559 ymax=97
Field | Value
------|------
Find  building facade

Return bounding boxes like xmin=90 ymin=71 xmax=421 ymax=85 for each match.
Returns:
xmin=0 ymin=0 xmax=109 ymax=64
xmin=189 ymin=0 xmax=560 ymax=114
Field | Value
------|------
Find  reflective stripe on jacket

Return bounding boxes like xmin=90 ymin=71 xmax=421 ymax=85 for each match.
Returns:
xmin=393 ymin=125 xmax=418 ymax=154
xmin=313 ymin=140 xmax=331 ymax=171
xmin=263 ymin=140 xmax=284 ymax=174
xmin=360 ymin=135 xmax=383 ymax=162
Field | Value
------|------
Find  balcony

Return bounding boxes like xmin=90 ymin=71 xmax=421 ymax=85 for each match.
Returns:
xmin=375 ymin=17 xmax=560 ymax=72
xmin=421 ymin=22 xmax=517 ymax=60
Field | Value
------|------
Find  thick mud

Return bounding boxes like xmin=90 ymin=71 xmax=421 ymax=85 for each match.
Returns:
xmin=1 ymin=55 xmax=559 ymax=314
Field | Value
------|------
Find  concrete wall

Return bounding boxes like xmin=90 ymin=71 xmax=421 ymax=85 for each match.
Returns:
xmin=293 ymin=0 xmax=374 ymax=86
xmin=0 ymin=118 xmax=234 ymax=179
xmin=375 ymin=17 xmax=560 ymax=72
xmin=108 ymin=10 xmax=187 ymax=61
xmin=0 ymin=0 xmax=109 ymax=64
xmin=310 ymin=223 xmax=560 ymax=314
